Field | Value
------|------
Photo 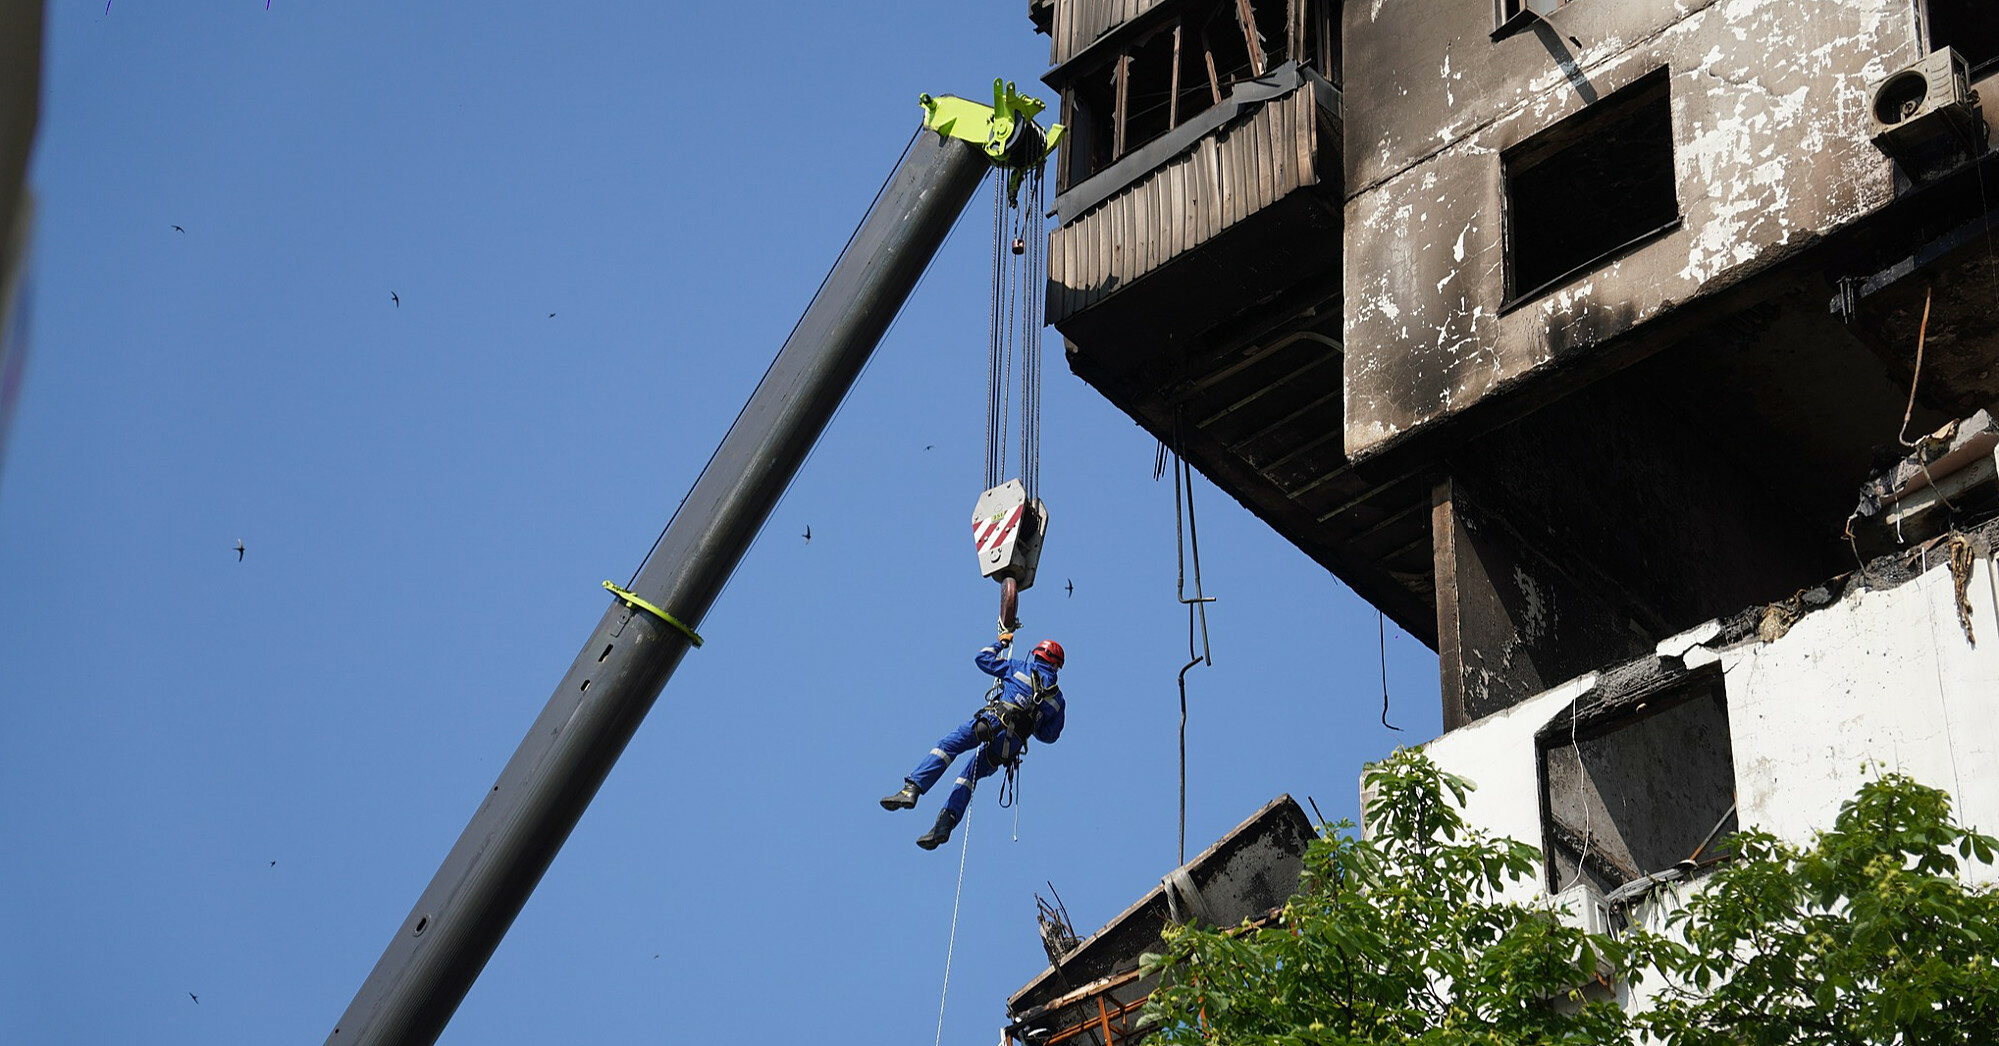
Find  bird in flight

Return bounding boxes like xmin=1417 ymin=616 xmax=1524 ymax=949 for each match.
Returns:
xmin=1065 ymin=578 xmax=1074 ymax=597
xmin=171 ymin=225 xmax=184 ymax=234
xmin=801 ymin=525 xmax=811 ymax=544
xmin=188 ymin=993 xmax=199 ymax=1005
xmin=924 ymin=444 xmax=934 ymax=451
xmin=269 ymin=860 xmax=276 ymax=867
xmin=547 ymin=313 xmax=556 ymax=318
xmin=390 ymin=291 xmax=400 ymax=308
xmin=234 ymin=539 xmax=245 ymax=562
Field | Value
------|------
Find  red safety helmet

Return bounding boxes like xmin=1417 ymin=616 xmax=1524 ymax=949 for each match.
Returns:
xmin=1032 ymin=639 xmax=1065 ymax=669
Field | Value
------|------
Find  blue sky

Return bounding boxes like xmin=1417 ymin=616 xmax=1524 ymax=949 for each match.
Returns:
xmin=0 ymin=4 xmax=1439 ymax=1043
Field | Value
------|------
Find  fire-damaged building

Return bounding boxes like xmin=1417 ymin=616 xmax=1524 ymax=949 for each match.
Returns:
xmin=1003 ymin=0 xmax=1999 ymax=1040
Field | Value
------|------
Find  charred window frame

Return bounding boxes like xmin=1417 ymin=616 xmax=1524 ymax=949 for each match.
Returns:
xmin=1501 ymin=68 xmax=1679 ymax=308
xmin=1923 ymin=0 xmax=1999 ymax=78
xmin=1535 ymin=662 xmax=1738 ymax=898
xmin=1056 ymin=0 xmax=1337 ymax=190
xmin=1494 ymin=0 xmax=1574 ymax=40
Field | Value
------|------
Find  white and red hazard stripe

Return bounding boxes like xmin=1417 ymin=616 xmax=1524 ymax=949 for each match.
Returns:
xmin=973 ymin=503 xmax=1025 ymax=554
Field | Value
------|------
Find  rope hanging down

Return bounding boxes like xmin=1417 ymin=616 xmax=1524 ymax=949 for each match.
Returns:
xmin=932 ymin=806 xmax=974 ymax=1046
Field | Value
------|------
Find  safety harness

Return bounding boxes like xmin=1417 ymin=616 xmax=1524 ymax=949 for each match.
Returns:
xmin=978 ymin=664 xmax=1057 ymax=809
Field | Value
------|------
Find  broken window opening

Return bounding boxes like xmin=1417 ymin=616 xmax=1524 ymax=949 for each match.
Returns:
xmin=1200 ymin=4 xmax=1259 ymax=91
xmin=1176 ymin=21 xmax=1219 ymax=125
xmin=1503 ymin=68 xmax=1679 ymax=307
xmin=1305 ymin=0 xmax=1339 ymax=88
xmin=1925 ymin=0 xmax=1999 ymax=78
xmin=1536 ymin=662 xmax=1738 ymax=898
xmin=1065 ymin=61 xmax=1119 ymax=190
xmin=1124 ymin=27 xmax=1179 ymax=155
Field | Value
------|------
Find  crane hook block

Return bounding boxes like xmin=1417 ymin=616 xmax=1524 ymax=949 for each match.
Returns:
xmin=972 ymin=479 xmax=1049 ymax=592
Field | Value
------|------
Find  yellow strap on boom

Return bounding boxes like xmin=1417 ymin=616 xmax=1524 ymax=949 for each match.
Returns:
xmin=602 ymin=580 xmax=704 ymax=648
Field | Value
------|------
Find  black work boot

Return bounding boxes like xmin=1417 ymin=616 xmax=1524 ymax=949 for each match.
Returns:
xmin=879 ymin=782 xmax=919 ymax=811
xmin=916 ymin=809 xmax=961 ymax=850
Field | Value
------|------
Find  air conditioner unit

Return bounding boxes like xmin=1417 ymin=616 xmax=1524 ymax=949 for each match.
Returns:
xmin=1869 ymin=47 xmax=1984 ymax=154
xmin=1548 ymin=884 xmax=1617 ymax=985
xmin=1550 ymin=883 xmax=1611 ymax=937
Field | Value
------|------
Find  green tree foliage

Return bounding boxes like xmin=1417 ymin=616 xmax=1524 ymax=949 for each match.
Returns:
xmin=1138 ymin=752 xmax=1999 ymax=1046
xmin=1138 ymin=748 xmax=1638 ymax=1045
xmin=1641 ymin=772 xmax=1999 ymax=1046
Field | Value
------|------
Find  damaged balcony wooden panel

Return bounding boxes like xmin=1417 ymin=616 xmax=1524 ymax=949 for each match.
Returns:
xmin=1004 ymin=796 xmax=1317 ymax=1046
xmin=1049 ymin=71 xmax=1339 ymax=365
xmin=1047 ymin=0 xmax=1176 ymax=68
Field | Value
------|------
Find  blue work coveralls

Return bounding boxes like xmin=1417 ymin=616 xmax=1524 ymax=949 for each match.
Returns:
xmin=906 ymin=636 xmax=1066 ymax=819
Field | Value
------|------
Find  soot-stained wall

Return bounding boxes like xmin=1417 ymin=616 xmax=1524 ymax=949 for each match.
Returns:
xmin=1341 ymin=0 xmax=1920 ymax=458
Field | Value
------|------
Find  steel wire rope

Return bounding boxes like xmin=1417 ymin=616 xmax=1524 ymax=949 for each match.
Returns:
xmin=987 ymin=170 xmax=1006 ymax=491
xmin=1025 ymin=199 xmax=1036 ymax=499
xmin=984 ymin=164 xmax=1050 ymax=500
xmin=1020 ymin=165 xmax=1047 ymax=502
xmin=628 ymin=128 xmax=921 ymax=587
xmin=988 ymin=170 xmax=1019 ymax=490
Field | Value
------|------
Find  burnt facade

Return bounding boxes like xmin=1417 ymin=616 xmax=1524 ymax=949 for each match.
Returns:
xmin=1034 ymin=0 xmax=1999 ymax=728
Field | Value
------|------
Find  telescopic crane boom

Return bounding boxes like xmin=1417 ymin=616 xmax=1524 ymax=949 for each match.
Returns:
xmin=325 ymin=82 xmax=1058 ymax=1046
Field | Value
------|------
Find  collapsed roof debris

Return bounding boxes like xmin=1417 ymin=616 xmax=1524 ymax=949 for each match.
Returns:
xmin=1004 ymin=797 xmax=1316 ymax=1046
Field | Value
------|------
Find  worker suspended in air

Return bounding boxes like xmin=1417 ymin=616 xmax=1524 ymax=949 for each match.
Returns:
xmin=880 ymin=631 xmax=1066 ymax=849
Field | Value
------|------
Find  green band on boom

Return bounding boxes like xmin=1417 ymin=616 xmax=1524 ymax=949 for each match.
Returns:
xmin=602 ymin=581 xmax=704 ymax=648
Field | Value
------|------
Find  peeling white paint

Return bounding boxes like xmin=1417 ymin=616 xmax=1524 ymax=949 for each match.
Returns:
xmin=1416 ymin=551 xmax=1999 ymax=899
xmin=1345 ymin=0 xmax=1916 ymax=458
xmin=1514 ymin=566 xmax=1551 ymax=641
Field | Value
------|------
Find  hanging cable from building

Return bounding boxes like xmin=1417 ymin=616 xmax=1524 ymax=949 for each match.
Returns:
xmin=1166 ymin=412 xmax=1215 ymax=867
xmin=1379 ymin=611 xmax=1402 ymax=731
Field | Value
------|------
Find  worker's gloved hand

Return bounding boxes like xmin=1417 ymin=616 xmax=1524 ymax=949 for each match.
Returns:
xmin=997 ymin=630 xmax=1015 ymax=645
